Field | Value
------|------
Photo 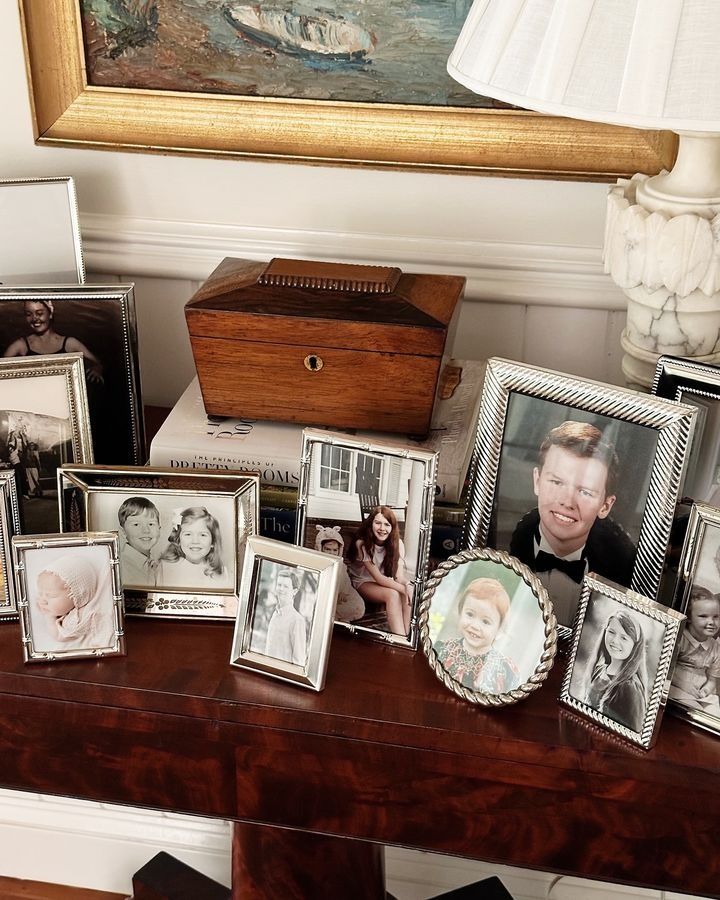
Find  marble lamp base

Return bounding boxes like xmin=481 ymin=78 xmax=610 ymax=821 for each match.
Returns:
xmin=604 ymin=158 xmax=720 ymax=390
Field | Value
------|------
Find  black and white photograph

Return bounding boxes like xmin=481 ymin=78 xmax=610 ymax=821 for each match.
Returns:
xmin=464 ymin=359 xmax=696 ymax=633
xmin=13 ymin=533 xmax=125 ymax=662
xmin=296 ymin=429 xmax=438 ymax=649
xmin=652 ymin=355 xmax=720 ymax=505
xmin=0 ymin=467 xmax=21 ymax=620
xmin=561 ymin=576 xmax=684 ymax=750
xmin=57 ymin=465 xmax=260 ymax=620
xmin=230 ymin=536 xmax=340 ymax=691
xmin=669 ymin=502 xmax=720 ymax=735
xmin=0 ymin=354 xmax=92 ymax=534
xmin=0 ymin=286 xmax=144 ymax=466
xmin=419 ymin=547 xmax=556 ymax=706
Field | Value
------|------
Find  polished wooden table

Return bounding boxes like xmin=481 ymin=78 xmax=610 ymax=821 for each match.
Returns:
xmin=0 ymin=617 xmax=718 ymax=899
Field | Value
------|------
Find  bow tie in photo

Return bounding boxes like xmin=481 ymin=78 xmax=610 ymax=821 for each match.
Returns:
xmin=534 ymin=550 xmax=585 ymax=584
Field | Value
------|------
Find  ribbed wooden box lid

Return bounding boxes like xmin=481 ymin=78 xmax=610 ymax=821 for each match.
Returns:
xmin=185 ymin=257 xmax=464 ymax=357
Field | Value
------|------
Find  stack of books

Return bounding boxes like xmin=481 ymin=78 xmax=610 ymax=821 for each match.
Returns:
xmin=150 ymin=360 xmax=485 ymax=566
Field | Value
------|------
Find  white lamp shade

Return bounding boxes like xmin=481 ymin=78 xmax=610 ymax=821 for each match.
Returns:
xmin=448 ymin=0 xmax=720 ymax=132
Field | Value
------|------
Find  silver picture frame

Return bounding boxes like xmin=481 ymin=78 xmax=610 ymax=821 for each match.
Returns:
xmin=652 ymin=355 xmax=720 ymax=505
xmin=463 ymin=358 xmax=696 ymax=637
xmin=230 ymin=535 xmax=340 ymax=692
xmin=0 ymin=353 xmax=93 ymax=534
xmin=560 ymin=574 xmax=685 ymax=750
xmin=668 ymin=501 xmax=720 ymax=737
xmin=12 ymin=531 xmax=126 ymax=662
xmin=419 ymin=547 xmax=557 ymax=706
xmin=296 ymin=428 xmax=438 ymax=650
xmin=0 ymin=284 xmax=144 ymax=466
xmin=0 ymin=468 xmax=22 ymax=621
xmin=57 ymin=464 xmax=260 ymax=621
xmin=0 ymin=176 xmax=85 ymax=285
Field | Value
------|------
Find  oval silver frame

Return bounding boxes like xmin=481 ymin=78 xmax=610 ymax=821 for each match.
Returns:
xmin=419 ymin=547 xmax=557 ymax=707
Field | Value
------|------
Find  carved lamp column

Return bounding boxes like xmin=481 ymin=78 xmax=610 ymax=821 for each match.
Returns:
xmin=447 ymin=0 xmax=720 ymax=387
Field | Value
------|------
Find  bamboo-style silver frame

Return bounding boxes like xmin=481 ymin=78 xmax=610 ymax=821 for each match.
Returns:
xmin=560 ymin=575 xmax=685 ymax=750
xmin=0 ymin=469 xmax=22 ymax=620
xmin=12 ymin=531 xmax=126 ymax=662
xmin=464 ymin=359 xmax=696 ymax=627
xmin=230 ymin=535 xmax=340 ymax=692
xmin=652 ymin=355 xmax=720 ymax=504
xmin=296 ymin=428 xmax=438 ymax=650
xmin=57 ymin=464 xmax=260 ymax=621
xmin=419 ymin=547 xmax=557 ymax=706
xmin=668 ymin=501 xmax=720 ymax=736
xmin=0 ymin=353 xmax=93 ymax=533
xmin=0 ymin=176 xmax=84 ymax=285
xmin=0 ymin=284 xmax=144 ymax=466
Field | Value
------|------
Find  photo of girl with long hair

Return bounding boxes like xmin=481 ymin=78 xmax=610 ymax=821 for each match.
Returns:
xmin=159 ymin=506 xmax=231 ymax=589
xmin=347 ymin=505 xmax=412 ymax=637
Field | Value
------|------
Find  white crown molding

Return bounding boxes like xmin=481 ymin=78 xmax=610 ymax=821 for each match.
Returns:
xmin=80 ymin=213 xmax=627 ymax=310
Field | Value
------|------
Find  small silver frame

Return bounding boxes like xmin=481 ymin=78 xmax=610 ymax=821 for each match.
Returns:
xmin=463 ymin=358 xmax=696 ymax=635
xmin=0 ymin=176 xmax=84 ymax=285
xmin=668 ymin=501 xmax=720 ymax=736
xmin=560 ymin=575 xmax=685 ymax=750
xmin=419 ymin=547 xmax=557 ymax=706
xmin=0 ymin=284 xmax=144 ymax=466
xmin=57 ymin=464 xmax=260 ymax=621
xmin=652 ymin=354 xmax=720 ymax=505
xmin=296 ymin=428 xmax=438 ymax=650
xmin=0 ymin=468 xmax=21 ymax=620
xmin=230 ymin=535 xmax=340 ymax=692
xmin=12 ymin=531 xmax=126 ymax=662
xmin=0 ymin=353 xmax=93 ymax=534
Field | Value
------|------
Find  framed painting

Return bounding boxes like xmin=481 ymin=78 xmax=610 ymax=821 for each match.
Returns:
xmin=0 ymin=285 xmax=144 ymax=467
xmin=463 ymin=358 xmax=696 ymax=636
xmin=0 ymin=177 xmax=84 ymax=286
xmin=19 ymin=0 xmax=675 ymax=177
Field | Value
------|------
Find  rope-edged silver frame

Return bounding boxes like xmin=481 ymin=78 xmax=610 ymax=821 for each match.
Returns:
xmin=0 ymin=469 xmax=22 ymax=621
xmin=12 ymin=530 xmax=126 ymax=663
xmin=668 ymin=501 xmax=720 ymax=737
xmin=560 ymin=574 xmax=685 ymax=750
xmin=463 ymin=358 xmax=696 ymax=607
xmin=296 ymin=428 xmax=438 ymax=650
xmin=419 ymin=547 xmax=557 ymax=707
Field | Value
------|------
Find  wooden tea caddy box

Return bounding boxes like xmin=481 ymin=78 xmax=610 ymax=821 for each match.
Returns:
xmin=185 ymin=257 xmax=465 ymax=435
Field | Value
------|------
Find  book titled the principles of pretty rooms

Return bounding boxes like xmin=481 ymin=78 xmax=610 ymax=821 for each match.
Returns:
xmin=149 ymin=360 xmax=485 ymax=503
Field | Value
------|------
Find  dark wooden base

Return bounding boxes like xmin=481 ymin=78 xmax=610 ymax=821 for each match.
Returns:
xmin=132 ymin=852 xmax=230 ymax=900
xmin=232 ymin=822 xmax=385 ymax=899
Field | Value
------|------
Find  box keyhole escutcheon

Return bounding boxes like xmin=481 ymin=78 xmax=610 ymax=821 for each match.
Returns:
xmin=304 ymin=354 xmax=324 ymax=372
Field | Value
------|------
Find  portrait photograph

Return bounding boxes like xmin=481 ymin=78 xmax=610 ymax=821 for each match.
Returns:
xmin=296 ymin=429 xmax=438 ymax=649
xmin=419 ymin=547 xmax=556 ymax=705
xmin=0 ymin=467 xmax=21 ymax=620
xmin=669 ymin=502 xmax=720 ymax=736
xmin=230 ymin=536 xmax=340 ymax=691
xmin=0 ymin=286 xmax=144 ymax=466
xmin=0 ymin=354 xmax=92 ymax=534
xmin=652 ymin=355 xmax=720 ymax=505
xmin=13 ymin=533 xmax=125 ymax=662
xmin=561 ymin=576 xmax=684 ymax=750
xmin=464 ymin=359 xmax=697 ymax=634
xmin=58 ymin=465 xmax=260 ymax=620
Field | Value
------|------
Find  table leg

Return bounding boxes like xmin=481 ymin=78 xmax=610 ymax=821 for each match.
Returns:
xmin=231 ymin=822 xmax=386 ymax=899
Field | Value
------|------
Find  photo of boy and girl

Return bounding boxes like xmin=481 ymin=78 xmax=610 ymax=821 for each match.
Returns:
xmin=249 ymin=559 xmax=318 ymax=668
xmin=493 ymin=398 xmax=658 ymax=629
xmin=669 ymin=529 xmax=720 ymax=718
xmin=426 ymin=559 xmax=547 ymax=696
xmin=91 ymin=494 xmax=234 ymax=592
xmin=25 ymin=544 xmax=119 ymax=655
xmin=568 ymin=593 xmax=665 ymax=734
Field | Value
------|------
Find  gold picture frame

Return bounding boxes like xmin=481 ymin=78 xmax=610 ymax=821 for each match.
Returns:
xmin=20 ymin=0 xmax=676 ymax=179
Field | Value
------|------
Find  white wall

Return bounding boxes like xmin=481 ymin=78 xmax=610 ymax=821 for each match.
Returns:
xmin=0 ymin=5 xmax=682 ymax=899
